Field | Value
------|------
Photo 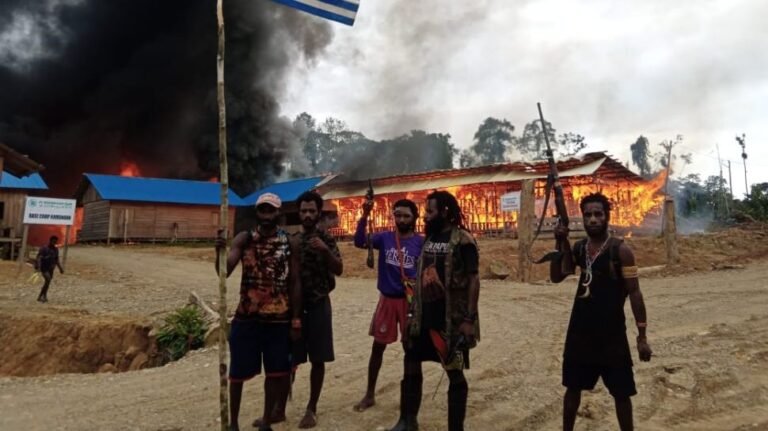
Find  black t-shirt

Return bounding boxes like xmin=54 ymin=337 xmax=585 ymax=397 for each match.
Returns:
xmin=420 ymin=230 xmax=479 ymax=331
xmin=37 ymin=245 xmax=59 ymax=272
xmin=295 ymin=230 xmax=341 ymax=306
xmin=564 ymin=243 xmax=631 ymax=367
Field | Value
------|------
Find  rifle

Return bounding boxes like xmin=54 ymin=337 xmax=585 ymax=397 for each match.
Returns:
xmin=429 ymin=330 xmax=467 ymax=399
xmin=533 ymin=102 xmax=570 ymax=264
xmin=365 ymin=179 xmax=375 ymax=269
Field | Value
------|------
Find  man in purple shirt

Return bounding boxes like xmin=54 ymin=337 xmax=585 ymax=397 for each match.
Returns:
xmin=353 ymin=198 xmax=424 ymax=413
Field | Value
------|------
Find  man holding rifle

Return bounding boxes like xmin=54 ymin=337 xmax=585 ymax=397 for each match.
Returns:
xmin=549 ymin=193 xmax=653 ymax=431
xmin=353 ymin=196 xmax=424 ymax=413
xmin=534 ymin=103 xmax=651 ymax=431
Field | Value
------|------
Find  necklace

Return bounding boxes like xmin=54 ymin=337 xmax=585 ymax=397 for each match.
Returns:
xmin=579 ymin=236 xmax=611 ymax=299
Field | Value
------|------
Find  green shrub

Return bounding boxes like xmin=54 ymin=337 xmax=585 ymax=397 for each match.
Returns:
xmin=156 ymin=305 xmax=208 ymax=362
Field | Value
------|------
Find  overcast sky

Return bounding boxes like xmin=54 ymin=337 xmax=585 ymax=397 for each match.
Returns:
xmin=281 ymin=0 xmax=768 ymax=196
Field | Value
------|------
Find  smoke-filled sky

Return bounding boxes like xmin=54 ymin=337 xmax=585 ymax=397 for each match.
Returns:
xmin=282 ymin=0 xmax=768 ymax=197
xmin=0 ymin=0 xmax=331 ymax=195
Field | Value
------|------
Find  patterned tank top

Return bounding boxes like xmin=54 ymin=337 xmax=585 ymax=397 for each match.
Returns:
xmin=235 ymin=229 xmax=292 ymax=322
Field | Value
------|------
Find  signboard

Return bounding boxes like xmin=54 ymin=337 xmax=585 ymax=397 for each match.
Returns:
xmin=23 ymin=197 xmax=77 ymax=225
xmin=500 ymin=191 xmax=522 ymax=212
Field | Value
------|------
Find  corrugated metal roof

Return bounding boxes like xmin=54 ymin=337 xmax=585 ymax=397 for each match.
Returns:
xmin=0 ymin=171 xmax=48 ymax=190
xmin=320 ymin=157 xmax=608 ymax=200
xmin=240 ymin=176 xmax=330 ymax=206
xmin=81 ymin=174 xmax=244 ymax=206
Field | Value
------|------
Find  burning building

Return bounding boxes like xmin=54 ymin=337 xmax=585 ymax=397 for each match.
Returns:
xmin=316 ymin=152 xmax=666 ymax=237
xmin=73 ymin=174 xmax=242 ymax=243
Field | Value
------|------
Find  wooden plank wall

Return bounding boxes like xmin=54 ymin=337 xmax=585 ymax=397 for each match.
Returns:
xmin=0 ymin=190 xmax=27 ymax=236
xmin=78 ymin=192 xmax=237 ymax=242
xmin=107 ymin=202 xmax=236 ymax=241
xmin=81 ymin=185 xmax=100 ymax=204
xmin=78 ymin=200 xmax=111 ymax=241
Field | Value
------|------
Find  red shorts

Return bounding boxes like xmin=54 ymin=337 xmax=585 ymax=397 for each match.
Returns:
xmin=369 ymin=295 xmax=409 ymax=344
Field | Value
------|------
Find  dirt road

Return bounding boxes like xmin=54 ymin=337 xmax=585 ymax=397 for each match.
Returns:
xmin=1 ymin=245 xmax=768 ymax=430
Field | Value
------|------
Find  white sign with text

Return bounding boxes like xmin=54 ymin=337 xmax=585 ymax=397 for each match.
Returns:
xmin=23 ymin=197 xmax=77 ymax=225
xmin=500 ymin=191 xmax=522 ymax=212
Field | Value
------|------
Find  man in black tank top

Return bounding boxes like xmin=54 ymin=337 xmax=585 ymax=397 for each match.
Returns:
xmin=550 ymin=193 xmax=653 ymax=431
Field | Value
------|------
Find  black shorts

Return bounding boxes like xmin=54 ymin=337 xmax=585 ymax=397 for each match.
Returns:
xmin=562 ymin=361 xmax=637 ymax=398
xmin=228 ymin=319 xmax=292 ymax=381
xmin=294 ymin=296 xmax=335 ymax=364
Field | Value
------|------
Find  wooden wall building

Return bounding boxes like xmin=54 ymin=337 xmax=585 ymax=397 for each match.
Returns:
xmin=74 ymin=174 xmax=241 ymax=243
xmin=0 ymin=171 xmax=48 ymax=258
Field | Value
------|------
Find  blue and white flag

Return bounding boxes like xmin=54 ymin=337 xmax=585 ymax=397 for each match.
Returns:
xmin=271 ymin=0 xmax=359 ymax=26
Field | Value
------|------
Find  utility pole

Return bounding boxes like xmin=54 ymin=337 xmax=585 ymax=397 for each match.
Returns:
xmin=659 ymin=136 xmax=680 ymax=234
xmin=716 ymin=144 xmax=730 ymax=217
xmin=736 ymin=133 xmax=748 ymax=196
xmin=728 ymin=160 xmax=734 ymax=197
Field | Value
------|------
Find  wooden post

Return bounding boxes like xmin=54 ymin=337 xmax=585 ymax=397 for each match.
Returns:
xmin=215 ymin=0 xmax=230 ymax=429
xmin=518 ymin=180 xmax=535 ymax=282
xmin=106 ymin=207 xmax=112 ymax=245
xmin=123 ymin=209 xmax=129 ymax=244
xmin=62 ymin=225 xmax=71 ymax=270
xmin=17 ymin=224 xmax=29 ymax=271
xmin=10 ymin=228 xmax=16 ymax=261
xmin=663 ymin=198 xmax=679 ymax=264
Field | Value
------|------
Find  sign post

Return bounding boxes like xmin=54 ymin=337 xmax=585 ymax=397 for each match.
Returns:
xmin=19 ymin=196 xmax=77 ymax=271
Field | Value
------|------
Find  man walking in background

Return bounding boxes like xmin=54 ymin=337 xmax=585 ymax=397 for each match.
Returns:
xmin=36 ymin=235 xmax=63 ymax=303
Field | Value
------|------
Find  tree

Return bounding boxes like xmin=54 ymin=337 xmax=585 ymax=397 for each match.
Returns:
xmin=514 ymin=119 xmax=556 ymax=159
xmin=459 ymin=149 xmax=478 ymax=168
xmin=736 ymin=182 xmax=768 ymax=221
xmin=630 ymin=135 xmax=653 ymax=177
xmin=703 ymin=174 xmax=731 ymax=220
xmin=294 ymin=112 xmax=321 ymax=173
xmin=467 ymin=117 xmax=515 ymax=165
xmin=557 ymin=132 xmax=587 ymax=157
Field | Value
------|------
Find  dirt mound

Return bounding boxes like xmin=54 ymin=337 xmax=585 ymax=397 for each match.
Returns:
xmin=336 ymin=224 xmax=768 ymax=281
xmin=0 ymin=309 xmax=159 ymax=377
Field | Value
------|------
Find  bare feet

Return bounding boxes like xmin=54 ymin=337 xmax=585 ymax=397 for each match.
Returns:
xmin=353 ymin=395 xmax=376 ymax=412
xmin=298 ymin=410 xmax=317 ymax=429
xmin=251 ymin=414 xmax=285 ymax=428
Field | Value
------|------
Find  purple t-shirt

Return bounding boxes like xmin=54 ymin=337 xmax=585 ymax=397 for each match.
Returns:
xmin=355 ymin=219 xmax=424 ymax=298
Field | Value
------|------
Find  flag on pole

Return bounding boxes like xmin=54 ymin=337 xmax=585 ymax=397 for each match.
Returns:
xmin=271 ymin=0 xmax=359 ymax=26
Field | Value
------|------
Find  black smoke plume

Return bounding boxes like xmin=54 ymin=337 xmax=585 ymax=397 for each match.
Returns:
xmin=0 ymin=0 xmax=332 ymax=196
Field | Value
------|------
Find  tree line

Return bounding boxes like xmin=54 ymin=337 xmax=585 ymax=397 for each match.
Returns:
xmin=291 ymin=112 xmax=587 ymax=179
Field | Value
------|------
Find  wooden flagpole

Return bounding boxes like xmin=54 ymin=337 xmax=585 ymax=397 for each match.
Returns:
xmin=215 ymin=0 xmax=230 ymax=429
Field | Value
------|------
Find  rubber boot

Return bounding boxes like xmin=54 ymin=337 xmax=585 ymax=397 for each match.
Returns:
xmin=389 ymin=376 xmax=422 ymax=431
xmin=448 ymin=379 xmax=468 ymax=431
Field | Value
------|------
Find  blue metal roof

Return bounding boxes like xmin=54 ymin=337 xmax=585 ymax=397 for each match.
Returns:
xmin=82 ymin=174 xmax=244 ymax=206
xmin=241 ymin=176 xmax=326 ymax=206
xmin=0 ymin=171 xmax=48 ymax=190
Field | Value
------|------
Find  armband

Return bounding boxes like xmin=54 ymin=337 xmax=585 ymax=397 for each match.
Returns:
xmin=622 ymin=265 xmax=639 ymax=279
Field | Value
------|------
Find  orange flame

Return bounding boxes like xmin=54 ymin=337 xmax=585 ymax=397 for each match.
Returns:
xmin=28 ymin=208 xmax=84 ymax=246
xmin=119 ymin=161 xmax=141 ymax=177
xmin=569 ymin=171 xmax=667 ymax=227
xmin=327 ymin=173 xmax=667 ymax=236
